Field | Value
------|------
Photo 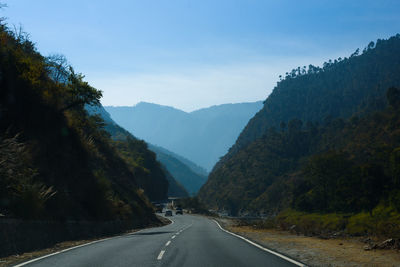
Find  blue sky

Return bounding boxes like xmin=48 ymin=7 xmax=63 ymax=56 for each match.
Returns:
xmin=2 ymin=0 xmax=400 ymax=111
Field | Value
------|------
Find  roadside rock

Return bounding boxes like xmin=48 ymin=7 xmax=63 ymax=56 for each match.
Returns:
xmin=363 ymin=238 xmax=400 ymax=250
xmin=289 ymin=225 xmax=298 ymax=235
xmin=377 ymin=239 xmax=395 ymax=249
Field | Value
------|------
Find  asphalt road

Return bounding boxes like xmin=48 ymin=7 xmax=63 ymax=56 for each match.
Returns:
xmin=17 ymin=214 xmax=301 ymax=267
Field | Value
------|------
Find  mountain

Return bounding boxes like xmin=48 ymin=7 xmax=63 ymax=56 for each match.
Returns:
xmin=87 ymin=105 xmax=189 ymax=198
xmin=222 ymin=36 xmax=400 ymax=161
xmin=198 ymin=35 xmax=400 ymax=216
xmin=149 ymin=144 xmax=208 ymax=177
xmin=162 ymin=167 xmax=189 ymax=198
xmin=0 ymin=23 xmax=164 ymax=222
xmin=105 ymin=101 xmax=263 ymax=171
xmin=148 ymin=144 xmax=207 ymax=196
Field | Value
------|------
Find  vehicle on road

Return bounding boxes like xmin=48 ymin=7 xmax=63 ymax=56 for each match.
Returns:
xmin=154 ymin=204 xmax=163 ymax=213
xmin=175 ymin=208 xmax=183 ymax=215
xmin=165 ymin=210 xmax=173 ymax=216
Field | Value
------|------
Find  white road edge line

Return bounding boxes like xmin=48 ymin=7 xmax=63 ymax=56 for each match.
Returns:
xmin=12 ymin=237 xmax=113 ymax=267
xmin=157 ymin=250 xmax=166 ymax=260
xmin=165 ymin=241 xmax=171 ymax=246
xmin=213 ymin=220 xmax=306 ymax=267
xmin=14 ymin=216 xmax=176 ymax=267
xmin=171 ymin=235 xmax=176 ymax=239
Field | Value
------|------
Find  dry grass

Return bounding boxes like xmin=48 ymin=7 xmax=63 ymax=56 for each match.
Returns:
xmin=227 ymin=225 xmax=400 ymax=267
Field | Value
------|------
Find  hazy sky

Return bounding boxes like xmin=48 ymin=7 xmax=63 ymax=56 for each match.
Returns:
xmin=2 ymin=0 xmax=400 ymax=111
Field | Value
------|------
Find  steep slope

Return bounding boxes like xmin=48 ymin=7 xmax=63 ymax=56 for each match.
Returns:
xmin=87 ymin=105 xmax=188 ymax=198
xmin=0 ymin=23 xmax=162 ymax=221
xmin=105 ymin=101 xmax=263 ymax=171
xmin=162 ymin=167 xmax=189 ymax=198
xmin=199 ymin=35 xmax=400 ymax=216
xmin=224 ymin=35 xmax=400 ymax=160
xmin=149 ymin=144 xmax=208 ymax=177
xmin=149 ymin=144 xmax=207 ymax=195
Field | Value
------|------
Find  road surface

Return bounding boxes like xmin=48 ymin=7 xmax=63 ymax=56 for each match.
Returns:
xmin=16 ymin=214 xmax=301 ymax=267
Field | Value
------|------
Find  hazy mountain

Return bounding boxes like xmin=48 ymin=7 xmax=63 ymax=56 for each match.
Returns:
xmin=105 ymin=101 xmax=263 ymax=171
xmin=198 ymin=35 xmax=400 ymax=216
xmin=148 ymin=144 xmax=207 ymax=195
xmin=161 ymin=166 xmax=189 ymax=198
xmin=87 ymin=105 xmax=189 ymax=198
xmin=148 ymin=144 xmax=208 ymax=177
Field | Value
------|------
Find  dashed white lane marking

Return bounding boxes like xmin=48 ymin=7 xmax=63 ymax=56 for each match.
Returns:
xmin=157 ymin=250 xmax=166 ymax=260
xmin=213 ymin=220 xmax=305 ymax=267
xmin=165 ymin=241 xmax=171 ymax=247
xmin=171 ymin=235 xmax=176 ymax=239
xmin=16 ymin=215 xmax=175 ymax=266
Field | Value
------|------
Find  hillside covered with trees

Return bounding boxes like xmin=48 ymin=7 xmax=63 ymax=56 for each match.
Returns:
xmin=199 ymin=35 xmax=400 ymax=224
xmin=148 ymin=144 xmax=206 ymax=196
xmin=0 ymin=20 xmax=168 ymax=222
xmin=87 ymin=105 xmax=188 ymax=198
xmin=220 ymin=35 xmax=400 ymax=161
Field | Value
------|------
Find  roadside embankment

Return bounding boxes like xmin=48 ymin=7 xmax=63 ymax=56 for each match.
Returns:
xmin=216 ymin=218 xmax=400 ymax=267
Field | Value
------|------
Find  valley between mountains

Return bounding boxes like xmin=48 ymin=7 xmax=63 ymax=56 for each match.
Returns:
xmin=1 ymin=4 xmax=400 ymax=265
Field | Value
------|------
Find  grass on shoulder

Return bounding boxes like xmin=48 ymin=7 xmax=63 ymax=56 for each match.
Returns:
xmin=273 ymin=205 xmax=400 ymax=238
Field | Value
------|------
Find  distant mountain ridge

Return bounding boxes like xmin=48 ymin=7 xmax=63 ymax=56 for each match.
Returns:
xmin=105 ymin=101 xmax=263 ymax=171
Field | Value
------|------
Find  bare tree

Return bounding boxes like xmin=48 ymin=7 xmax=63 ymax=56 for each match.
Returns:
xmin=46 ymin=54 xmax=70 ymax=84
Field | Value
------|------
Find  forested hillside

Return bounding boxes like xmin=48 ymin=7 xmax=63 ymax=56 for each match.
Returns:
xmin=105 ymin=101 xmax=263 ymax=171
xmin=87 ymin=105 xmax=188 ymax=198
xmin=220 ymin=35 xmax=400 ymax=163
xmin=148 ymin=144 xmax=208 ymax=177
xmin=199 ymin=35 xmax=400 ymax=220
xmin=0 ymin=22 xmax=167 ymax=221
xmin=149 ymin=144 xmax=207 ymax=196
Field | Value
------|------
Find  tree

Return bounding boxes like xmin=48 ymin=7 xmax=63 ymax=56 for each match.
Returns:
xmin=46 ymin=54 xmax=69 ymax=84
xmin=288 ymin=119 xmax=303 ymax=133
xmin=387 ymin=87 xmax=400 ymax=109
xmin=60 ymin=67 xmax=102 ymax=112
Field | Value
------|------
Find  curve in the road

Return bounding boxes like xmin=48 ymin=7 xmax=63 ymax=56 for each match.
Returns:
xmin=13 ymin=215 xmax=305 ymax=267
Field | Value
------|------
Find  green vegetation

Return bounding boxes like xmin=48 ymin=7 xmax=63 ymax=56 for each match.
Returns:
xmin=0 ymin=21 xmax=168 ymax=221
xmin=86 ymin=105 xmax=188 ymax=198
xmin=275 ymin=206 xmax=400 ymax=238
xmin=199 ymin=35 xmax=400 ymax=237
xmin=276 ymin=210 xmax=347 ymax=235
xmin=220 ymin=35 xmax=400 ymax=159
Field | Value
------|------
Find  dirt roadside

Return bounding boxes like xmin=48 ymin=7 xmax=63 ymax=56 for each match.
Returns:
xmin=0 ymin=216 xmax=171 ymax=267
xmin=216 ymin=218 xmax=400 ymax=267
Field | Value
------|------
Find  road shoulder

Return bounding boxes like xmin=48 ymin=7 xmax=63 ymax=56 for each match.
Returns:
xmin=216 ymin=218 xmax=400 ymax=267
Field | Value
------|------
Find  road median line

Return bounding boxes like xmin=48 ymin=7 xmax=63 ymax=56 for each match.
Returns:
xmin=13 ymin=216 xmax=174 ymax=267
xmin=213 ymin=219 xmax=306 ymax=267
xmin=157 ymin=250 xmax=165 ymax=260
